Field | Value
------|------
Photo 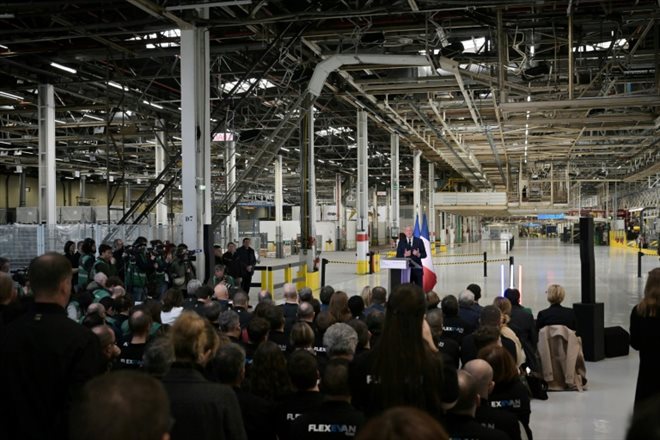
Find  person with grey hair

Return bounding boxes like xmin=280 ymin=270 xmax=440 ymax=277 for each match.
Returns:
xmin=186 ymin=279 xmax=203 ymax=298
xmin=281 ymin=283 xmax=299 ymax=335
xmin=90 ymin=272 xmax=111 ymax=303
xmin=425 ymin=308 xmax=460 ymax=369
xmin=219 ymin=310 xmax=241 ymax=342
xmin=458 ymin=290 xmax=479 ymax=334
xmin=258 ymin=289 xmax=273 ymax=304
xmin=297 ymin=301 xmax=316 ymax=328
xmin=323 ymin=323 xmax=358 ymax=361
xmin=143 ymin=336 xmax=174 ymax=378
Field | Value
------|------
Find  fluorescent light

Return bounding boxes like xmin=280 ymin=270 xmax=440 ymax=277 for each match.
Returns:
xmin=55 ymin=119 xmax=66 ymax=124
xmin=280 ymin=147 xmax=290 ymax=152
xmin=317 ymin=159 xmax=325 ymax=164
xmin=0 ymin=140 xmax=9 ymax=145
xmin=0 ymin=44 xmax=8 ymax=50
xmin=50 ymin=62 xmax=77 ymax=74
xmin=83 ymin=114 xmax=104 ymax=122
xmin=0 ymin=91 xmax=24 ymax=101
xmin=107 ymin=81 xmax=128 ymax=91
xmin=143 ymin=100 xmax=163 ymax=110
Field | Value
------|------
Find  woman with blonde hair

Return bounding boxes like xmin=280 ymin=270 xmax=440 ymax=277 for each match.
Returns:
xmin=536 ymin=284 xmax=577 ymax=331
xmin=361 ymin=285 xmax=372 ymax=307
xmin=630 ymin=267 xmax=660 ymax=408
xmin=493 ymin=296 xmax=526 ymax=368
xmin=161 ymin=311 xmax=247 ymax=440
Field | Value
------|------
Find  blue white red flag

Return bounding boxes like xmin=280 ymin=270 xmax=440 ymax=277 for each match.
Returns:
xmin=420 ymin=213 xmax=437 ymax=293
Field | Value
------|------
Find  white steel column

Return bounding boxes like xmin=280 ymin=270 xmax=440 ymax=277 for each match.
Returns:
xmin=181 ymin=23 xmax=211 ymax=280
xmin=372 ymin=186 xmax=378 ymax=246
xmin=390 ymin=133 xmax=400 ymax=239
xmin=274 ymin=155 xmax=284 ymax=258
xmin=225 ymin=140 xmax=238 ymax=243
xmin=335 ymin=173 xmax=342 ymax=250
xmin=38 ymin=84 xmax=56 ymax=225
xmin=299 ymin=104 xmax=317 ymax=270
xmin=80 ymin=175 xmax=87 ymax=202
xmin=154 ymin=119 xmax=168 ymax=225
xmin=413 ymin=149 xmax=422 ymax=221
xmin=356 ymin=110 xmax=369 ymax=274
xmin=428 ymin=162 xmax=436 ymax=243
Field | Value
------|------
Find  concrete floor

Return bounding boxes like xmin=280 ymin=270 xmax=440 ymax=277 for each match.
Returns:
xmin=255 ymin=238 xmax=658 ymax=440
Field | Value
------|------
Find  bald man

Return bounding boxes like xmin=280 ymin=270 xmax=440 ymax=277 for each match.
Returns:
xmin=445 ymin=370 xmax=509 ymax=440
xmin=463 ymin=360 xmax=523 ymax=440
xmin=213 ymin=283 xmax=231 ymax=311
xmin=395 ymin=225 xmax=426 ymax=287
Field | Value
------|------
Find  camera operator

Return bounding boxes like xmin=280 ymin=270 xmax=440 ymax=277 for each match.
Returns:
xmin=169 ymin=244 xmax=197 ymax=289
xmin=124 ymin=237 xmax=151 ymax=303
xmin=149 ymin=240 xmax=172 ymax=300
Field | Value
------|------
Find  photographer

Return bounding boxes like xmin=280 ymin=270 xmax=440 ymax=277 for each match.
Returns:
xmin=169 ymin=244 xmax=196 ymax=289
xmin=149 ymin=240 xmax=171 ymax=300
xmin=124 ymin=237 xmax=151 ymax=303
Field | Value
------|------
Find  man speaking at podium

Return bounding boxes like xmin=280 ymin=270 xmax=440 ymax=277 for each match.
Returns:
xmin=396 ymin=225 xmax=426 ymax=287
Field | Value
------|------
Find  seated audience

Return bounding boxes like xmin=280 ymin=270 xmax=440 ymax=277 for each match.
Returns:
xmin=536 ymin=284 xmax=577 ymax=331
xmin=426 ymin=308 xmax=460 ymax=369
xmin=493 ymin=297 xmax=526 ymax=368
xmin=324 ymin=322 xmax=359 ymax=361
xmin=276 ymin=350 xmax=324 ymax=440
xmin=463 ymin=359 xmax=523 ymax=440
xmin=291 ymin=358 xmax=366 ymax=439
xmin=445 ymin=370 xmax=509 ymax=440
xmin=162 ymin=311 xmax=246 ymax=440
xmin=348 ymin=295 xmax=366 ymax=320
xmin=247 ymin=340 xmax=293 ymax=402
xmin=357 ymin=407 xmax=448 ymax=440
xmin=92 ymin=324 xmax=121 ymax=371
xmin=290 ymin=321 xmax=316 ymax=353
xmin=441 ymin=294 xmax=470 ymax=343
xmin=458 ymin=290 xmax=480 ymax=334
xmin=233 ymin=291 xmax=253 ymax=328
xmin=504 ymin=288 xmax=538 ymax=371
xmin=219 ymin=310 xmax=242 ymax=343
xmin=70 ymin=371 xmax=171 ymax=440
xmin=478 ymin=345 xmax=532 ymax=439
xmin=280 ymin=283 xmax=299 ymax=334
xmin=460 ymin=306 xmax=518 ymax=366
xmin=364 ymin=286 xmax=386 ymax=316
xmin=350 ymin=284 xmax=458 ymax=418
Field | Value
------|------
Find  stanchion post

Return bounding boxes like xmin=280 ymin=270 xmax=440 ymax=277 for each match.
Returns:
xmin=321 ymin=258 xmax=328 ymax=287
xmin=506 ymin=240 xmax=509 ymax=254
xmin=509 ymin=256 xmax=514 ymax=268
xmin=638 ymin=251 xmax=643 ymax=278
xmin=368 ymin=251 xmax=374 ymax=274
xmin=483 ymin=251 xmax=487 ymax=277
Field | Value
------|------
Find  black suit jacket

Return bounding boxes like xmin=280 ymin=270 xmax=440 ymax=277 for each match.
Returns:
xmin=536 ymin=304 xmax=577 ymax=331
xmin=395 ymin=236 xmax=426 ymax=268
xmin=508 ymin=304 xmax=538 ymax=368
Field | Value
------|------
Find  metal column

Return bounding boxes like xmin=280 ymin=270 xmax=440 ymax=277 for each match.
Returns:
xmin=335 ymin=173 xmax=342 ymax=251
xmin=428 ymin=162 xmax=435 ymax=243
xmin=372 ymin=186 xmax=378 ymax=246
xmin=274 ymin=155 xmax=284 ymax=258
xmin=413 ymin=149 xmax=422 ymax=221
xmin=300 ymin=102 xmax=317 ymax=274
xmin=18 ymin=171 xmax=26 ymax=207
xmin=390 ymin=133 xmax=400 ymax=240
xmin=154 ymin=119 xmax=168 ymax=225
xmin=80 ymin=175 xmax=87 ymax=203
xmin=181 ymin=22 xmax=211 ymax=280
xmin=356 ymin=110 xmax=369 ymax=274
xmin=225 ymin=141 xmax=238 ymax=243
xmin=38 ymin=84 xmax=56 ymax=225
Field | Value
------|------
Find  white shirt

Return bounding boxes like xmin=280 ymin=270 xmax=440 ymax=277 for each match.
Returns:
xmin=161 ymin=306 xmax=183 ymax=325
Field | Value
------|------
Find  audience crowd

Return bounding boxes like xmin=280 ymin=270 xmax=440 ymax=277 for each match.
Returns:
xmin=0 ymin=239 xmax=658 ymax=440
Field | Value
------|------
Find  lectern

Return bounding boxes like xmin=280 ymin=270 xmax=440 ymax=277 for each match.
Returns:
xmin=380 ymin=257 xmax=422 ymax=294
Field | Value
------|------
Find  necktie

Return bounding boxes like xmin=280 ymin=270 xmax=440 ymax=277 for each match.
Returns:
xmin=409 ymin=239 xmax=412 ymax=247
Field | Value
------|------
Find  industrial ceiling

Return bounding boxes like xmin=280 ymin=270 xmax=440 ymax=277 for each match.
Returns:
xmin=0 ymin=0 xmax=658 ymax=220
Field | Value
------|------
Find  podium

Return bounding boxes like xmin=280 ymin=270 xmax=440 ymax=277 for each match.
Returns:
xmin=380 ymin=257 xmax=422 ymax=293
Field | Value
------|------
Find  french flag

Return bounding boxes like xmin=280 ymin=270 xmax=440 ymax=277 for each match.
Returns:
xmin=420 ymin=213 xmax=437 ymax=293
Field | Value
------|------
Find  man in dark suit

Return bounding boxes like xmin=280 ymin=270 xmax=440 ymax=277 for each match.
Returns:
xmin=395 ymin=225 xmax=426 ymax=287
xmin=504 ymin=288 xmax=539 ymax=371
xmin=236 ymin=238 xmax=257 ymax=294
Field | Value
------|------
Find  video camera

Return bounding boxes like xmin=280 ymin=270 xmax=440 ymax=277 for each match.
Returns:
xmin=10 ymin=268 xmax=28 ymax=286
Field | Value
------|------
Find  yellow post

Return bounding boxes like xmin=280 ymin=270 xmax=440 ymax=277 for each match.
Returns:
xmin=296 ymin=264 xmax=307 ymax=290
xmin=261 ymin=267 xmax=274 ymax=293
xmin=260 ymin=269 xmax=268 ymax=291
xmin=305 ymin=270 xmax=320 ymax=291
xmin=283 ymin=265 xmax=293 ymax=284
xmin=373 ymin=253 xmax=381 ymax=273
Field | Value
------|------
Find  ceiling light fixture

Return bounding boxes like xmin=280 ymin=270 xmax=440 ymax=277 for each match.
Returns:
xmin=83 ymin=114 xmax=104 ymax=122
xmin=50 ymin=62 xmax=77 ymax=74
xmin=143 ymin=100 xmax=163 ymax=110
xmin=0 ymin=91 xmax=24 ymax=101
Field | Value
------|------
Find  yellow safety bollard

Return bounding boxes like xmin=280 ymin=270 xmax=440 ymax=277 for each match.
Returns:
xmin=296 ymin=264 xmax=307 ymax=290
xmin=283 ymin=265 xmax=293 ymax=284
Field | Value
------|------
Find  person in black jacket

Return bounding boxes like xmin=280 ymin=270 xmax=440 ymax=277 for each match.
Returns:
xmin=445 ymin=370 xmax=510 ymax=440
xmin=536 ymin=284 xmax=577 ymax=331
xmin=290 ymin=358 xmax=366 ymax=439
xmin=222 ymin=242 xmax=242 ymax=280
xmin=236 ymin=238 xmax=257 ymax=294
xmin=504 ymin=288 xmax=538 ymax=371
xmin=426 ymin=308 xmax=460 ymax=369
xmin=441 ymin=294 xmax=470 ymax=343
xmin=161 ymin=311 xmax=247 ymax=440
xmin=630 ymin=268 xmax=660 ymax=409
xmin=0 ymin=253 xmax=104 ymax=440
xmin=460 ymin=306 xmax=518 ymax=366
xmin=395 ymin=225 xmax=426 ymax=287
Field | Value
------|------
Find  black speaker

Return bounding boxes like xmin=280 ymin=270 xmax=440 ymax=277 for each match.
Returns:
xmin=573 ymin=302 xmax=605 ymax=362
xmin=579 ymin=217 xmax=596 ymax=304
xmin=203 ymin=224 xmax=215 ymax=284
xmin=604 ymin=326 xmax=630 ymax=358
